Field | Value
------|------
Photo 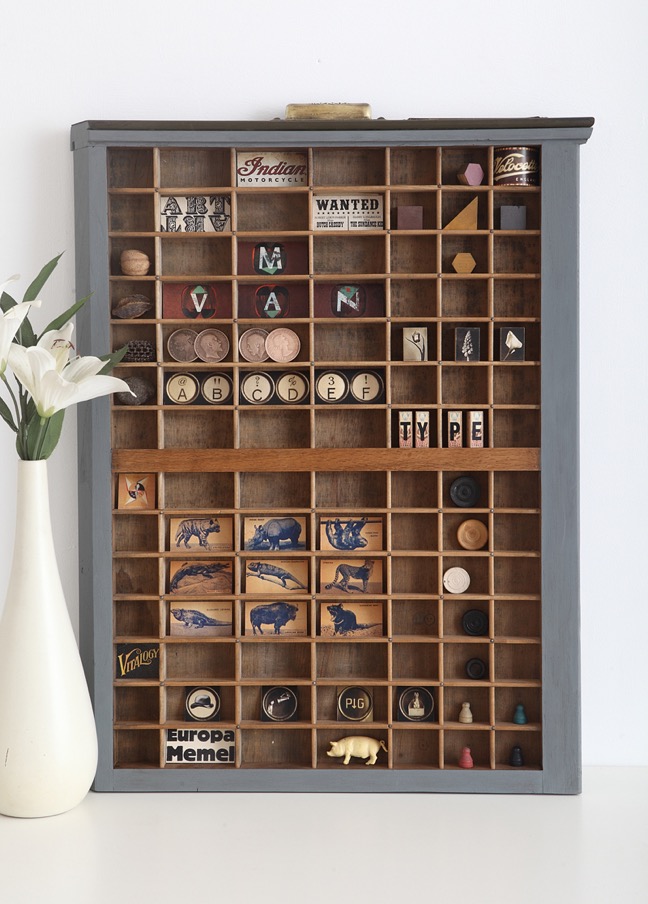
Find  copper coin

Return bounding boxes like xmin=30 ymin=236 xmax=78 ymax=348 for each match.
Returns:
xmin=265 ymin=328 xmax=300 ymax=363
xmin=238 ymin=328 xmax=269 ymax=363
xmin=443 ymin=566 xmax=471 ymax=594
xmin=195 ymin=329 xmax=229 ymax=363
xmin=167 ymin=329 xmax=198 ymax=363
xmin=457 ymin=519 xmax=488 ymax=550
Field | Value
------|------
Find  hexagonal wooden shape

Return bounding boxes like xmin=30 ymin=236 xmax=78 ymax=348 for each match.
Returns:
xmin=451 ymin=252 xmax=476 ymax=274
xmin=457 ymin=163 xmax=485 ymax=186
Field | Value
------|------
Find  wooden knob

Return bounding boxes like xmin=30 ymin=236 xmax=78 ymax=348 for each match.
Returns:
xmin=457 ymin=519 xmax=488 ymax=550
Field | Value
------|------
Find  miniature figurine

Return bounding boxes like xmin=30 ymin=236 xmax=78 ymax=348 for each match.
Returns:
xmin=513 ymin=703 xmax=528 ymax=725
xmin=458 ymin=746 xmax=474 ymax=769
xmin=510 ymin=745 xmax=524 ymax=767
xmin=326 ymin=736 xmax=388 ymax=765
xmin=458 ymin=702 xmax=473 ymax=724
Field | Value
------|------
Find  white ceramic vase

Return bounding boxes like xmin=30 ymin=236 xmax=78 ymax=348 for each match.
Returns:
xmin=0 ymin=460 xmax=98 ymax=818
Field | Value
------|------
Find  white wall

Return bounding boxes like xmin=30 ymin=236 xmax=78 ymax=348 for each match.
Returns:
xmin=0 ymin=0 xmax=645 ymax=766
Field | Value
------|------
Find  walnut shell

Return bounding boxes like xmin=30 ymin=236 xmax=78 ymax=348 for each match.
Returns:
xmin=112 ymin=294 xmax=153 ymax=319
xmin=120 ymin=249 xmax=150 ymax=276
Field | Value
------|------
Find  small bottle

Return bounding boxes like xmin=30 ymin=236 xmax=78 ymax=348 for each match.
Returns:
xmin=458 ymin=702 xmax=473 ymax=724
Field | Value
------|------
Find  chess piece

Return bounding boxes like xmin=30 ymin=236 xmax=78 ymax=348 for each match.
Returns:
xmin=458 ymin=702 xmax=473 ymax=724
xmin=459 ymin=746 xmax=474 ymax=769
xmin=513 ymin=703 xmax=528 ymax=725
xmin=510 ymin=745 xmax=524 ymax=767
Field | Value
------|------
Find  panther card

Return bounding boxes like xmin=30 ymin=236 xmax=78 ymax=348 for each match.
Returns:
xmin=319 ymin=558 xmax=383 ymax=595
xmin=169 ymin=560 xmax=233 ymax=595
xmin=169 ymin=602 xmax=233 ymax=637
xmin=244 ymin=559 xmax=309 ymax=594
xmin=243 ymin=516 xmax=307 ymax=551
xmin=170 ymin=516 xmax=233 ymax=552
xmin=319 ymin=516 xmax=382 ymax=552
xmin=319 ymin=602 xmax=383 ymax=637
xmin=244 ymin=600 xmax=308 ymax=636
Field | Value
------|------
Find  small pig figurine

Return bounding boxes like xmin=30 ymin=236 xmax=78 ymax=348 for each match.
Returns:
xmin=327 ymin=736 xmax=388 ymax=765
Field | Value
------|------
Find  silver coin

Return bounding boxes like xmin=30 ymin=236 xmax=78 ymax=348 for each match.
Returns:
xmin=195 ymin=329 xmax=229 ymax=363
xmin=167 ymin=329 xmax=198 ymax=363
xmin=265 ymin=328 xmax=301 ymax=363
xmin=443 ymin=566 xmax=471 ymax=594
xmin=239 ymin=328 xmax=269 ymax=363
xmin=240 ymin=371 xmax=275 ymax=405
xmin=275 ymin=372 xmax=309 ymax=404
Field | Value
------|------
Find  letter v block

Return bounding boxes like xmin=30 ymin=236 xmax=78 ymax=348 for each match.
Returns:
xmin=444 ymin=197 xmax=478 ymax=230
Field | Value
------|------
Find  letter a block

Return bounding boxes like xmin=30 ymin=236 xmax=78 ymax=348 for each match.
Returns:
xmin=444 ymin=197 xmax=478 ymax=230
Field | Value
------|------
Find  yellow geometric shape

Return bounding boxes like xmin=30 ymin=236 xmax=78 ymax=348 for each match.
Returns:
xmin=444 ymin=197 xmax=478 ymax=231
xmin=452 ymin=253 xmax=476 ymax=274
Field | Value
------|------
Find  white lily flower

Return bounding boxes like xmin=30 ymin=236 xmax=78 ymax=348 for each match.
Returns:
xmin=37 ymin=322 xmax=75 ymax=372
xmin=0 ymin=297 xmax=42 ymax=374
xmin=8 ymin=342 xmax=132 ymax=418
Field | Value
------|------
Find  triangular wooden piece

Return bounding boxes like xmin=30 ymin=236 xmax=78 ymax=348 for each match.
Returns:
xmin=444 ymin=196 xmax=478 ymax=230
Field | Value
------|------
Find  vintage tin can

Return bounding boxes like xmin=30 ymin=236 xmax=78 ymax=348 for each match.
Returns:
xmin=493 ymin=147 xmax=540 ymax=186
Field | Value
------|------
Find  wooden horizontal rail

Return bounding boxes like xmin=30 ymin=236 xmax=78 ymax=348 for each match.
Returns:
xmin=112 ymin=447 xmax=539 ymax=473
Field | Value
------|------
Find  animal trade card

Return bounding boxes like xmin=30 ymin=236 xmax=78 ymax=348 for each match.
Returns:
xmin=243 ymin=516 xmax=307 ymax=551
xmin=244 ymin=559 xmax=309 ymax=594
xmin=320 ymin=601 xmax=383 ymax=638
xmin=319 ymin=516 xmax=383 ymax=552
xmin=168 ymin=560 xmax=233 ymax=595
xmin=170 ymin=516 xmax=233 ymax=552
xmin=319 ymin=558 xmax=383 ymax=596
xmin=244 ymin=600 xmax=308 ymax=637
xmin=169 ymin=602 xmax=233 ymax=637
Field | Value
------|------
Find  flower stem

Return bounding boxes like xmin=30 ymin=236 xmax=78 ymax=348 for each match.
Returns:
xmin=0 ymin=373 xmax=20 ymax=428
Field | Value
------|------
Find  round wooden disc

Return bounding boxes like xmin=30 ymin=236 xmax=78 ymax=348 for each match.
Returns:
xmin=457 ymin=519 xmax=488 ymax=550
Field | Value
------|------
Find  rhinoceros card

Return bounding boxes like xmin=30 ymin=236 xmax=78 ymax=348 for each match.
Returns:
xmin=169 ymin=602 xmax=233 ymax=637
xmin=319 ymin=516 xmax=382 ymax=552
xmin=320 ymin=601 xmax=383 ymax=637
xmin=319 ymin=558 xmax=383 ymax=595
xmin=243 ymin=516 xmax=306 ymax=551
xmin=169 ymin=560 xmax=233 ymax=595
xmin=170 ymin=516 xmax=233 ymax=552
xmin=244 ymin=600 xmax=307 ymax=636
xmin=244 ymin=559 xmax=309 ymax=594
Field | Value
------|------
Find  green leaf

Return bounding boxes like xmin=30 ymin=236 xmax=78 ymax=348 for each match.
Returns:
xmin=98 ymin=344 xmax=128 ymax=374
xmin=15 ymin=316 xmax=36 ymax=348
xmin=24 ymin=409 xmax=65 ymax=460
xmin=0 ymin=395 xmax=17 ymax=432
xmin=37 ymin=410 xmax=66 ymax=460
xmin=39 ymin=293 xmax=91 ymax=338
xmin=0 ymin=290 xmax=17 ymax=313
xmin=22 ymin=253 xmax=63 ymax=303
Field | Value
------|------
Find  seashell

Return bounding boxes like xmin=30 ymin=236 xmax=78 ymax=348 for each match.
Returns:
xmin=120 ymin=249 xmax=150 ymax=276
xmin=112 ymin=294 xmax=153 ymax=319
xmin=115 ymin=376 xmax=155 ymax=406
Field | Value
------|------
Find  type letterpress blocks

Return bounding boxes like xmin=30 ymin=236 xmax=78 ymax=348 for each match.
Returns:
xmin=448 ymin=411 xmax=463 ymax=447
xmin=468 ymin=410 xmax=484 ymax=448
xmin=415 ymin=411 xmax=430 ymax=447
xmin=399 ymin=411 xmax=413 ymax=447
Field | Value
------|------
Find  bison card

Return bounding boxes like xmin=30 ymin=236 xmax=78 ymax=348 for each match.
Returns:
xmin=319 ymin=558 xmax=383 ymax=595
xmin=168 ymin=560 xmax=233 ymax=595
xmin=169 ymin=602 xmax=233 ymax=637
xmin=319 ymin=516 xmax=382 ymax=552
xmin=244 ymin=600 xmax=308 ymax=636
xmin=243 ymin=516 xmax=306 ymax=551
xmin=244 ymin=558 xmax=309 ymax=594
xmin=170 ymin=516 xmax=233 ymax=552
xmin=319 ymin=601 xmax=383 ymax=638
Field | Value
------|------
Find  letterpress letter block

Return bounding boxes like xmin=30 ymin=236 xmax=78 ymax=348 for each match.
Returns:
xmin=415 ymin=411 xmax=430 ymax=447
xmin=448 ymin=411 xmax=463 ymax=447
xmin=468 ymin=410 xmax=484 ymax=448
xmin=399 ymin=411 xmax=413 ymax=448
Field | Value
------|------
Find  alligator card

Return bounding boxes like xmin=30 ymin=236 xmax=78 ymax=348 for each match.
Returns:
xmin=319 ymin=516 xmax=382 ymax=552
xmin=319 ymin=601 xmax=383 ymax=637
xmin=319 ymin=558 xmax=383 ymax=595
xmin=168 ymin=560 xmax=233 ymax=595
xmin=244 ymin=558 xmax=309 ymax=594
xmin=170 ymin=516 xmax=234 ymax=552
xmin=169 ymin=602 xmax=233 ymax=637
xmin=243 ymin=516 xmax=307 ymax=551
xmin=244 ymin=600 xmax=308 ymax=636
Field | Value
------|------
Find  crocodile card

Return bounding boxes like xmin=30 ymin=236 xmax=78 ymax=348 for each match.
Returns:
xmin=169 ymin=602 xmax=233 ymax=637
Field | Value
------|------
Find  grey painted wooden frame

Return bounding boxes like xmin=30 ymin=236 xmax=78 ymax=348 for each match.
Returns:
xmin=72 ymin=119 xmax=592 ymax=794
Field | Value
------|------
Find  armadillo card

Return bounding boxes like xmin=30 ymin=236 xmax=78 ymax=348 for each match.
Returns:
xmin=170 ymin=516 xmax=233 ymax=552
xmin=244 ymin=600 xmax=308 ymax=636
xmin=169 ymin=602 xmax=233 ymax=637
xmin=319 ymin=516 xmax=382 ymax=552
xmin=319 ymin=601 xmax=383 ymax=638
xmin=319 ymin=558 xmax=383 ymax=596
xmin=243 ymin=516 xmax=307 ymax=551
xmin=168 ymin=560 xmax=233 ymax=595
xmin=244 ymin=558 xmax=309 ymax=594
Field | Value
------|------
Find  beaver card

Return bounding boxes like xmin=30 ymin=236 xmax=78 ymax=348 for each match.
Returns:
xmin=319 ymin=516 xmax=382 ymax=552
xmin=170 ymin=516 xmax=233 ymax=552
xmin=169 ymin=602 xmax=233 ymax=637
xmin=168 ymin=560 xmax=233 ymax=595
xmin=319 ymin=558 xmax=383 ymax=596
xmin=243 ymin=516 xmax=307 ymax=551
xmin=117 ymin=473 xmax=156 ymax=510
xmin=319 ymin=602 xmax=383 ymax=638
xmin=244 ymin=600 xmax=308 ymax=636
xmin=243 ymin=559 xmax=309 ymax=594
